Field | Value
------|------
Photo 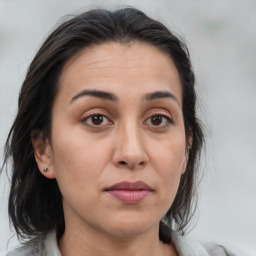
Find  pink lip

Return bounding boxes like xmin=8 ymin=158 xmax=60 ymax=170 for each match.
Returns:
xmin=105 ymin=181 xmax=153 ymax=204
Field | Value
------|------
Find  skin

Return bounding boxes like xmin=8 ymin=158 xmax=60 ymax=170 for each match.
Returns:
xmin=33 ymin=42 xmax=189 ymax=256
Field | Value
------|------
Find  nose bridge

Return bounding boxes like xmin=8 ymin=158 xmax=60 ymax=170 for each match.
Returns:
xmin=113 ymin=117 xmax=148 ymax=169
xmin=121 ymin=120 xmax=141 ymax=150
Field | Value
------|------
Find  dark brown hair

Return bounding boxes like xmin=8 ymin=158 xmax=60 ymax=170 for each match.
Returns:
xmin=1 ymin=7 xmax=204 ymax=243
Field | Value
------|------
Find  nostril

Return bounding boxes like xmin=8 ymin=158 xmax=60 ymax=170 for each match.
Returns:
xmin=117 ymin=160 xmax=145 ymax=168
xmin=119 ymin=161 xmax=126 ymax=165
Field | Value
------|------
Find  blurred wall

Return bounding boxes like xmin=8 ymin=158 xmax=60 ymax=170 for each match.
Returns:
xmin=0 ymin=0 xmax=255 ymax=255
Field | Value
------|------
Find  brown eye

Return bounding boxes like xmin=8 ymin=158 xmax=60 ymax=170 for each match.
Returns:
xmin=82 ymin=114 xmax=111 ymax=127
xmin=151 ymin=116 xmax=163 ymax=126
xmin=91 ymin=115 xmax=104 ymax=125
xmin=144 ymin=114 xmax=172 ymax=127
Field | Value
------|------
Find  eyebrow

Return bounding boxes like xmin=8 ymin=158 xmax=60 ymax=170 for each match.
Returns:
xmin=71 ymin=89 xmax=180 ymax=106
xmin=71 ymin=89 xmax=118 ymax=103
xmin=144 ymin=91 xmax=180 ymax=106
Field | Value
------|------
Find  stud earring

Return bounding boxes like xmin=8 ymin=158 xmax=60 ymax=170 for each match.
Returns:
xmin=43 ymin=168 xmax=48 ymax=172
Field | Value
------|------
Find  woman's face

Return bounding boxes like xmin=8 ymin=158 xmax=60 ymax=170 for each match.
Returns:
xmin=37 ymin=42 xmax=187 ymax=238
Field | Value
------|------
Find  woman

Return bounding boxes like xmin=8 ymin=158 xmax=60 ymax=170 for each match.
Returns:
xmin=2 ymin=7 xmax=208 ymax=256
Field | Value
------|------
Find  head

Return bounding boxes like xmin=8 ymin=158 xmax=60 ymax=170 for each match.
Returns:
xmin=3 ymin=7 xmax=203 ymax=243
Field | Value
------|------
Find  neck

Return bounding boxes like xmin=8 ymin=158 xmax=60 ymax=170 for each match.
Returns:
xmin=59 ymin=218 xmax=176 ymax=256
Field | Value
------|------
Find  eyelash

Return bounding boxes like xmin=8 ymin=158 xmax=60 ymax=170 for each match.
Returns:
xmin=81 ymin=112 xmax=173 ymax=128
xmin=144 ymin=114 xmax=173 ymax=127
xmin=81 ymin=113 xmax=112 ymax=127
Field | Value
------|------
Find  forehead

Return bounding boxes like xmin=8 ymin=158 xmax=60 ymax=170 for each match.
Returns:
xmin=65 ymin=42 xmax=174 ymax=68
xmin=57 ymin=42 xmax=182 ymax=103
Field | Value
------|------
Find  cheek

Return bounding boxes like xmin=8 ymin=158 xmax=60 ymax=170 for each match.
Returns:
xmin=155 ymin=150 xmax=183 ymax=196
xmin=148 ymin=134 xmax=186 ymax=205
xmin=150 ymin=134 xmax=186 ymax=176
xmin=50 ymin=129 xmax=111 ymax=196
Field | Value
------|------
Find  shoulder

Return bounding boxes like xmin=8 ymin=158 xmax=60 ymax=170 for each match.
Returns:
xmin=204 ymin=242 xmax=247 ymax=256
xmin=171 ymin=231 xmax=209 ymax=256
xmin=204 ymin=243 xmax=231 ymax=256
xmin=6 ymin=232 xmax=61 ymax=256
xmin=6 ymin=238 xmax=43 ymax=256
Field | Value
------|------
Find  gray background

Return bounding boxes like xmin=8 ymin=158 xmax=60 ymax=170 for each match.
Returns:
xmin=0 ymin=0 xmax=255 ymax=255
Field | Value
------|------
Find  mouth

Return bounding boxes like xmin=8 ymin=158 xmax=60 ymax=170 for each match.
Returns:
xmin=104 ymin=181 xmax=153 ymax=204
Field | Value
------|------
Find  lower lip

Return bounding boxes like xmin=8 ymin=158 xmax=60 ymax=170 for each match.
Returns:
xmin=106 ymin=190 xmax=151 ymax=204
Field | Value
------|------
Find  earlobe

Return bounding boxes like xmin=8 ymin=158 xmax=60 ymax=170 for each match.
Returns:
xmin=31 ymin=130 xmax=55 ymax=179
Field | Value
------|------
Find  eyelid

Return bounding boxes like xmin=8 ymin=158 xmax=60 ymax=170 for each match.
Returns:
xmin=143 ymin=109 xmax=173 ymax=128
xmin=144 ymin=114 xmax=173 ymax=126
xmin=150 ymin=113 xmax=173 ymax=122
xmin=144 ymin=109 xmax=173 ymax=121
xmin=80 ymin=110 xmax=113 ymax=127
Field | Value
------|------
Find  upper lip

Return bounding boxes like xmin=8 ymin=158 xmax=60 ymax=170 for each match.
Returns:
xmin=105 ymin=181 xmax=153 ymax=191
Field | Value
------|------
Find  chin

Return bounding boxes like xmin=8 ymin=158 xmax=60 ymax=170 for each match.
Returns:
xmin=105 ymin=214 xmax=159 ymax=237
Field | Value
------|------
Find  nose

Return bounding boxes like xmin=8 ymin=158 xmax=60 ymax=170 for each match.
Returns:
xmin=112 ymin=123 xmax=149 ymax=170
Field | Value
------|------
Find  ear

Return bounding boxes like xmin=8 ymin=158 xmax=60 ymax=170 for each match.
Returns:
xmin=181 ymin=154 xmax=188 ymax=175
xmin=31 ymin=130 xmax=55 ymax=179
xmin=181 ymin=131 xmax=193 ymax=174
